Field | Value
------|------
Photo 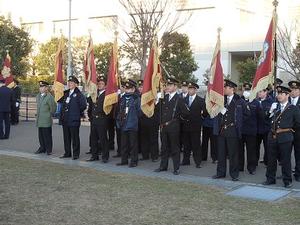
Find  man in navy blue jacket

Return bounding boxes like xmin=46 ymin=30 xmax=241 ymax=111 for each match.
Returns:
xmin=59 ymin=76 xmax=87 ymax=160
xmin=0 ymin=78 xmax=14 ymax=139
xmin=116 ymin=79 xmax=141 ymax=167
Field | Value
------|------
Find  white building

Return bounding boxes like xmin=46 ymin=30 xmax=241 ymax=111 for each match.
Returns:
xmin=0 ymin=0 xmax=299 ymax=84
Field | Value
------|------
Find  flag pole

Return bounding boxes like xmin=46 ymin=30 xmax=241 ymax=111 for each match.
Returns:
xmin=272 ymin=0 xmax=278 ymax=83
xmin=67 ymin=0 xmax=72 ymax=79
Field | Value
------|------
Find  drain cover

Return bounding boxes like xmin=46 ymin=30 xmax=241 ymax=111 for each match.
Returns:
xmin=226 ymin=185 xmax=290 ymax=201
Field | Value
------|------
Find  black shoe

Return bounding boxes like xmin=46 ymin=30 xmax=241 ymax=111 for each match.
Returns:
xmin=47 ymin=152 xmax=52 ymax=155
xmin=34 ymin=150 xmax=45 ymax=154
xmin=139 ymin=157 xmax=149 ymax=161
xmin=196 ymin=164 xmax=201 ymax=168
xmin=284 ymin=182 xmax=292 ymax=188
xmin=295 ymin=176 xmax=300 ymax=182
xmin=72 ymin=156 xmax=79 ymax=160
xmin=86 ymin=157 xmax=99 ymax=162
xmin=129 ymin=163 xmax=137 ymax=168
xmin=232 ymin=177 xmax=239 ymax=181
xmin=113 ymin=154 xmax=121 ymax=158
xmin=60 ymin=155 xmax=71 ymax=158
xmin=102 ymin=159 xmax=108 ymax=163
xmin=262 ymin=180 xmax=276 ymax=185
xmin=249 ymin=170 xmax=256 ymax=175
xmin=173 ymin=170 xmax=180 ymax=175
xmin=181 ymin=162 xmax=190 ymax=166
xmin=239 ymin=169 xmax=244 ymax=172
xmin=86 ymin=151 xmax=91 ymax=154
xmin=212 ymin=175 xmax=225 ymax=179
xmin=276 ymin=175 xmax=283 ymax=179
xmin=212 ymin=160 xmax=217 ymax=164
xmin=116 ymin=162 xmax=128 ymax=166
xmin=154 ymin=168 xmax=167 ymax=172
xmin=152 ymin=158 xmax=159 ymax=162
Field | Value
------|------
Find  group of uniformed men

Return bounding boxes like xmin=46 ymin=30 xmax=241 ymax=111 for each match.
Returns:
xmin=25 ymin=74 xmax=300 ymax=188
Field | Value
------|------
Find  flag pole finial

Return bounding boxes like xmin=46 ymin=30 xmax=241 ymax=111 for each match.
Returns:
xmin=272 ymin=0 xmax=279 ymax=8
xmin=217 ymin=27 xmax=222 ymax=34
xmin=114 ymin=30 xmax=118 ymax=38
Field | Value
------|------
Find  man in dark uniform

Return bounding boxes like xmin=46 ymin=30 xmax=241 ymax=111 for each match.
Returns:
xmin=269 ymin=78 xmax=283 ymax=100
xmin=212 ymin=79 xmax=247 ymax=181
xmin=256 ymin=88 xmax=273 ymax=165
xmin=0 ymin=78 xmax=14 ymax=139
xmin=202 ymin=110 xmax=217 ymax=163
xmin=154 ymin=77 xmax=189 ymax=175
xmin=59 ymin=76 xmax=87 ymax=160
xmin=138 ymin=79 xmax=159 ymax=161
xmin=11 ymin=79 xmax=21 ymax=125
xmin=181 ymin=82 xmax=205 ymax=168
xmin=179 ymin=81 xmax=188 ymax=151
xmin=240 ymin=82 xmax=259 ymax=174
xmin=86 ymin=76 xmax=110 ymax=163
xmin=263 ymin=85 xmax=300 ymax=188
xmin=288 ymin=80 xmax=300 ymax=182
xmin=116 ymin=79 xmax=141 ymax=167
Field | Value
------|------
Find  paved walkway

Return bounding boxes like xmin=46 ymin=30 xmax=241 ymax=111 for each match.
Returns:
xmin=1 ymin=121 xmax=300 ymax=201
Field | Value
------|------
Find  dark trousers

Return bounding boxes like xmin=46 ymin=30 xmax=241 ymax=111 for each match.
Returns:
xmin=202 ymin=126 xmax=217 ymax=161
xmin=293 ymin=132 xmax=300 ymax=178
xmin=160 ymin=130 xmax=180 ymax=171
xmin=266 ymin=141 xmax=293 ymax=183
xmin=140 ymin=124 xmax=159 ymax=160
xmin=11 ymin=105 xmax=19 ymax=124
xmin=240 ymin=134 xmax=257 ymax=173
xmin=182 ymin=131 xmax=202 ymax=166
xmin=256 ymin=132 xmax=269 ymax=165
xmin=90 ymin=123 xmax=109 ymax=160
xmin=0 ymin=112 xmax=10 ymax=139
xmin=38 ymin=127 xmax=53 ymax=153
xmin=216 ymin=136 xmax=240 ymax=179
xmin=120 ymin=130 xmax=138 ymax=164
xmin=116 ymin=127 xmax=121 ymax=155
xmin=62 ymin=125 xmax=80 ymax=157
xmin=107 ymin=118 xmax=115 ymax=150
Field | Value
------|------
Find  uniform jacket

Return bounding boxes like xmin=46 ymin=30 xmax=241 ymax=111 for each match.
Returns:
xmin=241 ymin=98 xmax=260 ymax=136
xmin=116 ymin=92 xmax=141 ymax=131
xmin=213 ymin=94 xmax=248 ymax=138
xmin=0 ymin=85 xmax=14 ymax=112
xmin=159 ymin=93 xmax=189 ymax=133
xmin=36 ymin=92 xmax=57 ymax=128
xmin=182 ymin=95 xmax=205 ymax=132
xmin=257 ymin=96 xmax=274 ymax=134
xmin=269 ymin=103 xmax=300 ymax=144
xmin=87 ymin=91 xmax=109 ymax=125
xmin=58 ymin=87 xmax=87 ymax=127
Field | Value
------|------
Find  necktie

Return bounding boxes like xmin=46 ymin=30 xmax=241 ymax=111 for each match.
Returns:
xmin=169 ymin=95 xmax=172 ymax=102
xmin=281 ymin=104 xmax=285 ymax=112
xmin=189 ymin=96 xmax=193 ymax=107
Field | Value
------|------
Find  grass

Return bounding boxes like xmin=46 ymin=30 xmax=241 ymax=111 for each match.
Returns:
xmin=0 ymin=155 xmax=300 ymax=225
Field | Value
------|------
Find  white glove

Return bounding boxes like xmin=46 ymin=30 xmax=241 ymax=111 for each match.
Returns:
xmin=220 ymin=107 xmax=227 ymax=115
xmin=269 ymin=102 xmax=278 ymax=114
xmin=16 ymin=102 xmax=19 ymax=107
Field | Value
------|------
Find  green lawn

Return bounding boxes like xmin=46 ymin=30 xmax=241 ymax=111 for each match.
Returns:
xmin=0 ymin=155 xmax=299 ymax=225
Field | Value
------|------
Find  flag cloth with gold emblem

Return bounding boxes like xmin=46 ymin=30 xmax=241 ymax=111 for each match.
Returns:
xmin=84 ymin=35 xmax=98 ymax=103
xmin=249 ymin=9 xmax=277 ymax=101
xmin=103 ymin=36 xmax=118 ymax=115
xmin=205 ymin=29 xmax=224 ymax=118
xmin=1 ymin=51 xmax=14 ymax=88
xmin=141 ymin=37 xmax=162 ymax=118
xmin=52 ymin=36 xmax=65 ymax=102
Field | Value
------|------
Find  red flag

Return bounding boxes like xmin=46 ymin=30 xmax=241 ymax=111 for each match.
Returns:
xmin=249 ymin=13 xmax=276 ymax=101
xmin=205 ymin=29 xmax=224 ymax=118
xmin=53 ymin=37 xmax=65 ymax=102
xmin=103 ymin=37 xmax=118 ymax=115
xmin=141 ymin=37 xmax=161 ymax=117
xmin=85 ymin=36 xmax=98 ymax=102
xmin=1 ymin=52 xmax=14 ymax=88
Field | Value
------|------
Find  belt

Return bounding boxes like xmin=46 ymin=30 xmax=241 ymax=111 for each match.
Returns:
xmin=220 ymin=123 xmax=234 ymax=133
xmin=160 ymin=119 xmax=177 ymax=129
xmin=272 ymin=128 xmax=294 ymax=139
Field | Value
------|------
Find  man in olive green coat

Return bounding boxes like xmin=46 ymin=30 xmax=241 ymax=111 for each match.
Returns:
xmin=35 ymin=81 xmax=57 ymax=155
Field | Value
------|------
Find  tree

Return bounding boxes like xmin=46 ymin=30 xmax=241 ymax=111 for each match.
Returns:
xmin=236 ymin=58 xmax=257 ymax=84
xmin=0 ymin=16 xmax=32 ymax=77
xmin=94 ymin=42 xmax=113 ymax=76
xmin=160 ymin=32 xmax=198 ymax=82
xmin=277 ymin=24 xmax=300 ymax=80
xmin=119 ymin=0 xmax=191 ymax=78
